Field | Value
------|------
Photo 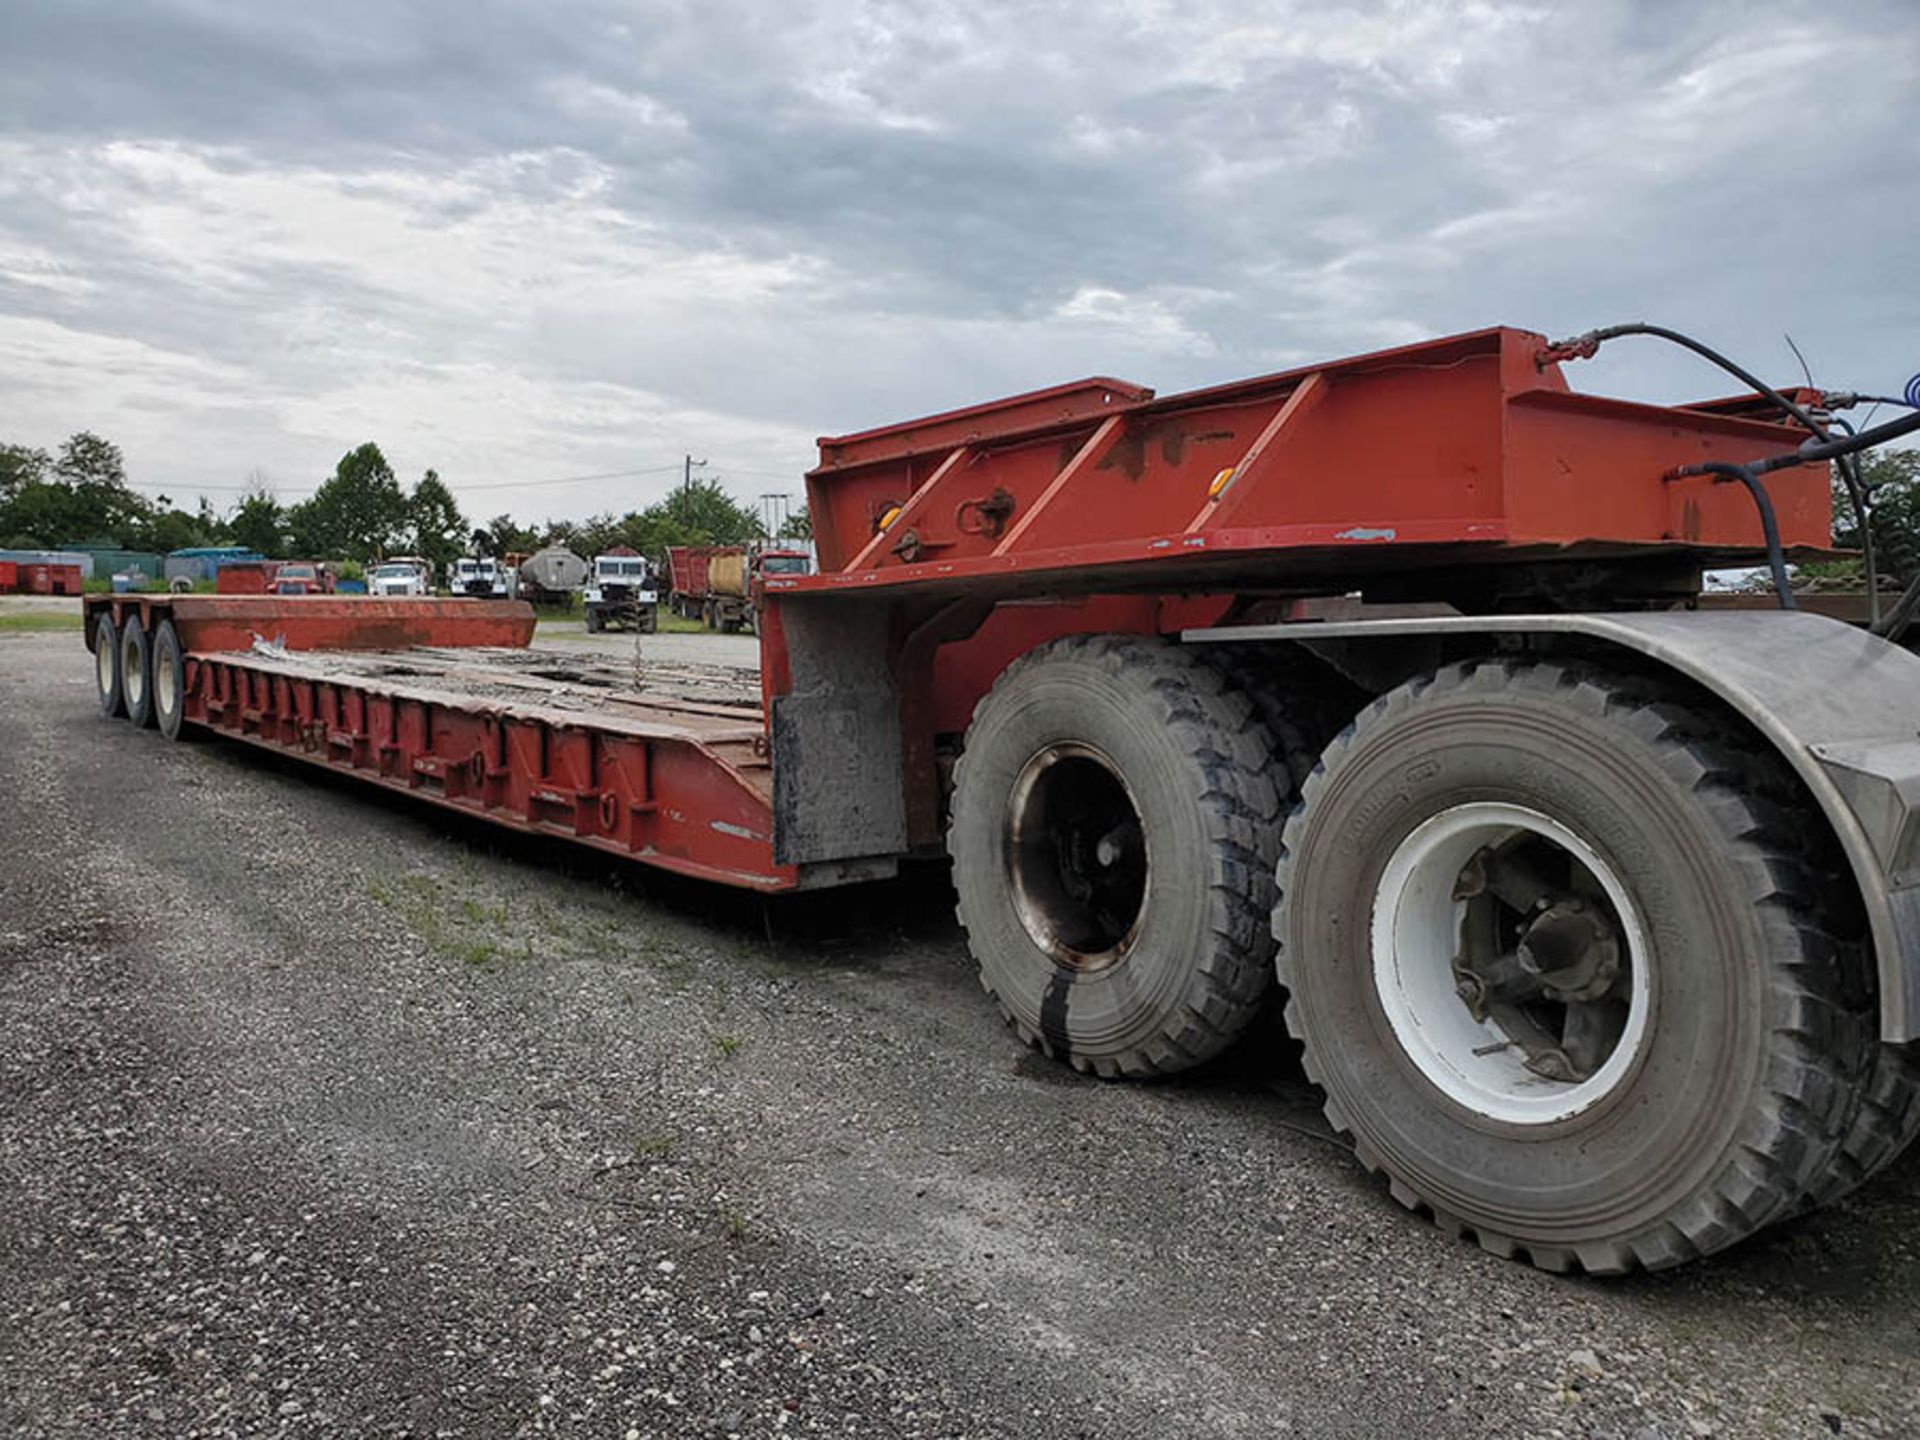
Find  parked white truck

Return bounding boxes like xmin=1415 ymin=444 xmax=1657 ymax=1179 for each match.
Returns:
xmin=368 ymin=556 xmax=433 ymax=597
xmin=449 ymin=556 xmax=514 ymax=599
xmin=584 ymin=549 xmax=657 ymax=633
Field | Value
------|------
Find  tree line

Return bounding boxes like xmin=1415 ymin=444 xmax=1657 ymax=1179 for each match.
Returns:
xmin=0 ymin=432 xmax=811 ymax=574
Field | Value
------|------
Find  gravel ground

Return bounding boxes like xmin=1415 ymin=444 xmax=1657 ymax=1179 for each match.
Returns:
xmin=531 ymin=619 xmax=759 ymax=668
xmin=2 ymin=628 xmax=1917 ymax=1440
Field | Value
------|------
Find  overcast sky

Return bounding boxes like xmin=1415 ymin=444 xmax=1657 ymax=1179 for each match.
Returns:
xmin=1 ymin=0 xmax=1915 ymax=524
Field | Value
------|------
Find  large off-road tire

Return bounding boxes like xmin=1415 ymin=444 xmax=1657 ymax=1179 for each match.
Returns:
xmin=1274 ymin=658 xmax=1873 ymax=1272
xmin=93 ymin=611 xmax=124 ymax=719
xmin=152 ymin=619 xmax=189 ymax=742
xmin=585 ymin=608 xmax=603 ymax=634
xmin=1201 ymin=643 xmax=1363 ymax=789
xmin=1806 ymin=1044 xmax=1920 ymax=1205
xmin=120 ymin=614 xmax=156 ymax=729
xmin=950 ymin=634 xmax=1284 ymax=1077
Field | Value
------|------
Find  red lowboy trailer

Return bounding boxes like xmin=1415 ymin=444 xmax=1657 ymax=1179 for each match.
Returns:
xmin=81 ymin=326 xmax=1920 ymax=1273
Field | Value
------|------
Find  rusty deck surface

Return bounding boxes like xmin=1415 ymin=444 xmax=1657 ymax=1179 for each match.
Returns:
xmin=179 ymin=641 xmax=787 ymax=886
xmin=229 ymin=643 xmax=766 ymax=747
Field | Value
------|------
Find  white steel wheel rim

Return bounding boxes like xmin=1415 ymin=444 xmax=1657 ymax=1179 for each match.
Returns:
xmin=95 ymin=624 xmax=115 ymax=696
xmin=1370 ymin=802 xmax=1652 ymax=1125
xmin=155 ymin=638 xmax=177 ymax=717
xmin=122 ymin=631 xmax=144 ymax=708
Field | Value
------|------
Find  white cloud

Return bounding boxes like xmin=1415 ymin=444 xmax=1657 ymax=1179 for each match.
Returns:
xmin=0 ymin=0 xmax=1915 ymax=529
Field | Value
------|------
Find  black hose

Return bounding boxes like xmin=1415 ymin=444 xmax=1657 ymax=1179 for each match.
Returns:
xmin=1736 ymin=406 xmax=1920 ymax=471
xmin=1669 ymin=408 xmax=1920 ymax=614
xmin=1543 ymin=321 xmax=1879 ymax=620
xmin=1684 ymin=463 xmax=1796 ymax=609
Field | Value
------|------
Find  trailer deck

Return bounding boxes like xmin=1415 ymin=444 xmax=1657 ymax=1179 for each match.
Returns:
xmin=83 ymin=594 xmax=801 ymax=890
xmin=200 ymin=640 xmax=789 ymax=888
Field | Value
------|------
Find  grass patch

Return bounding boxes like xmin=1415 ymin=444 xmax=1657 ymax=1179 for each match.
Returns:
xmin=709 ymin=1031 xmax=745 ymax=1059
xmin=367 ymin=872 xmax=515 ymax=969
xmin=631 ymin=1132 xmax=675 ymax=1160
xmin=0 ymin=612 xmax=84 ymax=633
xmin=532 ymin=609 xmax=737 ymax=639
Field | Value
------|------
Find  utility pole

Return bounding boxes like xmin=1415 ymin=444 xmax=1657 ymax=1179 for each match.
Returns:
xmin=758 ymin=492 xmax=791 ymax=538
xmin=679 ymin=454 xmax=707 ymax=526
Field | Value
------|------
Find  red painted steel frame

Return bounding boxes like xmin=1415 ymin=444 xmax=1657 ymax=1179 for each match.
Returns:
xmin=81 ymin=594 xmax=537 ymax=654
xmin=84 ymin=593 xmax=794 ymax=890
xmin=791 ymin=326 xmax=1827 ymax=594
xmin=183 ymin=651 xmax=790 ymax=890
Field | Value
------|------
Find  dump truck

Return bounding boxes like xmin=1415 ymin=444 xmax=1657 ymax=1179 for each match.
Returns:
xmin=79 ymin=325 xmax=1920 ymax=1274
xmin=702 ymin=545 xmax=812 ymax=633
xmin=665 ymin=544 xmax=720 ymax=619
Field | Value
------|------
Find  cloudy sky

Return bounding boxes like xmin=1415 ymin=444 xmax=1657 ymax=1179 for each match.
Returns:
xmin=1 ymin=0 xmax=1915 ymax=525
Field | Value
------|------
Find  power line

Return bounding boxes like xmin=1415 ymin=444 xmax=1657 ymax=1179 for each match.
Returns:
xmin=117 ymin=457 xmax=807 ymax=511
xmin=459 ymin=463 xmax=685 ymax=494
xmin=721 ymin=464 xmax=809 ymax=480
xmin=122 ymin=461 xmax=691 ymax=500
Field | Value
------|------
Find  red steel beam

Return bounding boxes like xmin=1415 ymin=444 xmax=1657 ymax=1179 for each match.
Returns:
xmin=792 ymin=326 xmax=1829 ymax=599
xmin=178 ymin=650 xmax=792 ymax=891
xmin=83 ymin=595 xmax=537 ymax=655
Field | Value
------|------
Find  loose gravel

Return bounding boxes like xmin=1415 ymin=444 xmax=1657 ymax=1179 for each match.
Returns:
xmin=1 ymin=630 xmax=1917 ymax=1438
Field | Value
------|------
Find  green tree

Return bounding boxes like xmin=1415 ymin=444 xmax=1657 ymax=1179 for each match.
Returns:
xmin=0 ymin=431 xmax=155 ymax=545
xmin=147 ymin=508 xmax=212 ymax=553
xmin=287 ymin=443 xmax=409 ymax=562
xmin=1828 ymin=449 xmax=1920 ymax=585
xmin=228 ymin=478 xmax=285 ymax=556
xmin=0 ymin=480 xmax=90 ymax=547
xmin=0 ymin=443 xmax=50 ymax=504
xmin=778 ymin=504 xmax=812 ymax=541
xmin=660 ymin=477 xmax=762 ymax=545
xmin=475 ymin=511 xmax=539 ymax=557
xmin=54 ymin=430 xmax=126 ymax=489
xmin=408 ymin=469 xmax=467 ymax=572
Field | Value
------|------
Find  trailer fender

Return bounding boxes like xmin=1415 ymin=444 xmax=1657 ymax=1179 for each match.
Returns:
xmin=1186 ymin=609 xmax=1920 ymax=1042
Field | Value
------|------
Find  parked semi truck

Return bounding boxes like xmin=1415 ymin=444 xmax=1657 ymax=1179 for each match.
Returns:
xmin=584 ymin=548 xmax=658 ymax=633
xmin=79 ymin=325 xmax=1920 ymax=1274
xmin=450 ymin=556 xmax=514 ymax=600
xmin=702 ymin=545 xmax=812 ymax=633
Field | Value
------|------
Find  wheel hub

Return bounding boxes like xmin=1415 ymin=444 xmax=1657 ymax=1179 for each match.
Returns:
xmin=1006 ymin=743 xmax=1148 ymax=969
xmin=156 ymin=641 xmax=176 ymax=717
xmin=1373 ymin=803 xmax=1651 ymax=1124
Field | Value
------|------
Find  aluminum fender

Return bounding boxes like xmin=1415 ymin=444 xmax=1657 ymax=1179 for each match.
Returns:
xmin=1186 ymin=610 xmax=1920 ymax=1041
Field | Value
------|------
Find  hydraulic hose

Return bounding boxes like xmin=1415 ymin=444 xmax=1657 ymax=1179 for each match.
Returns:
xmin=1541 ymin=322 xmax=1880 ymax=620
xmin=1670 ymin=407 xmax=1920 ymax=613
xmin=1680 ymin=463 xmax=1796 ymax=609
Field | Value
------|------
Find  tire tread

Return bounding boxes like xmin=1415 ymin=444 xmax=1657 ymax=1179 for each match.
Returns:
xmin=951 ymin=633 xmax=1283 ymax=1078
xmin=1275 ymin=656 xmax=1877 ymax=1273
